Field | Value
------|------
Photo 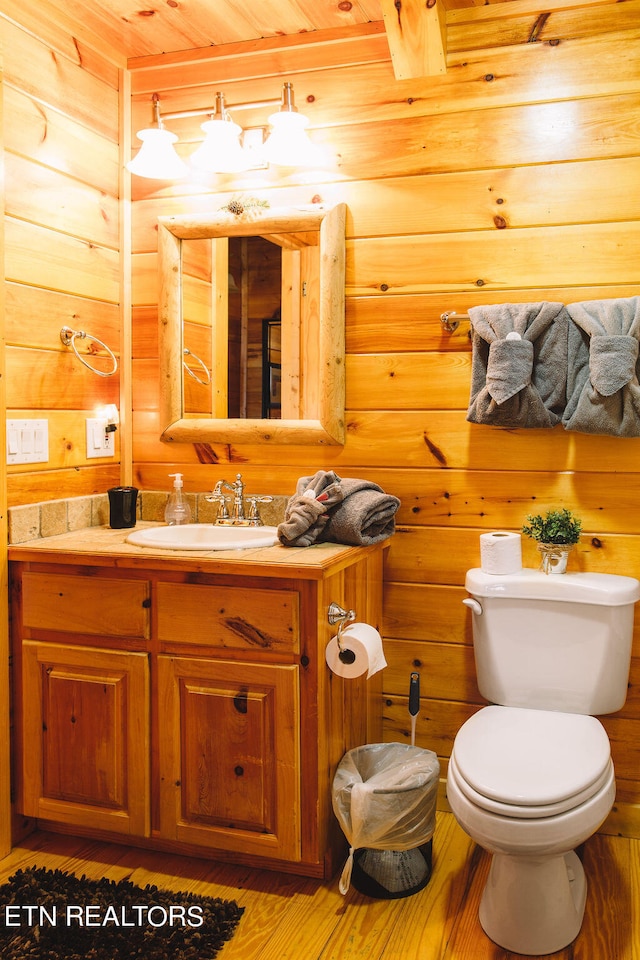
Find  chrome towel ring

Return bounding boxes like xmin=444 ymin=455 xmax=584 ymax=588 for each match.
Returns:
xmin=183 ymin=347 xmax=211 ymax=386
xmin=60 ymin=326 xmax=118 ymax=377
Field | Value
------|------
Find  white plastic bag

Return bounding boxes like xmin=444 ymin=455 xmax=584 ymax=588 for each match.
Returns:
xmin=332 ymin=742 xmax=440 ymax=894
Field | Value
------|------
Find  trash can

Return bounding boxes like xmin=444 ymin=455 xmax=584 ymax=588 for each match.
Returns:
xmin=332 ymin=742 xmax=440 ymax=899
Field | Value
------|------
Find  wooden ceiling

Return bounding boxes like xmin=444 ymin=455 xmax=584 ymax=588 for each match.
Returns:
xmin=35 ymin=0 xmax=516 ymax=68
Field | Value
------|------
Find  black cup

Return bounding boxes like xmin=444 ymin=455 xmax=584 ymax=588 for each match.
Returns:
xmin=108 ymin=486 xmax=139 ymax=529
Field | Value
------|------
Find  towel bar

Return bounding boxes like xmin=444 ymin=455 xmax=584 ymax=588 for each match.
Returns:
xmin=441 ymin=311 xmax=470 ymax=333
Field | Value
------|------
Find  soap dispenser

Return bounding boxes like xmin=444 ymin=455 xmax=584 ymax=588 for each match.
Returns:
xmin=164 ymin=473 xmax=192 ymax=525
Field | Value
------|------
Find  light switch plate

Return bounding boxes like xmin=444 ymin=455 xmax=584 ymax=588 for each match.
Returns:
xmin=6 ymin=419 xmax=49 ymax=464
xmin=86 ymin=418 xmax=115 ymax=458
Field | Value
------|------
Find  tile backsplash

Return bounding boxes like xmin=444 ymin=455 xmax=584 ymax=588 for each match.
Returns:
xmin=7 ymin=492 xmax=289 ymax=544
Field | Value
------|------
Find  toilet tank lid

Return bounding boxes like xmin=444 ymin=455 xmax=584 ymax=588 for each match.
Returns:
xmin=466 ymin=568 xmax=640 ymax=605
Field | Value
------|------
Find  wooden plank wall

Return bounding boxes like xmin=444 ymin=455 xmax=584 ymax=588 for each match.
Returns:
xmin=129 ymin=3 xmax=640 ymax=828
xmin=1 ymin=5 xmax=123 ymax=506
xmin=0 ymin=60 xmax=10 ymax=859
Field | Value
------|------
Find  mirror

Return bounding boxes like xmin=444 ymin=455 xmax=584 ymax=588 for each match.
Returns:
xmin=158 ymin=203 xmax=346 ymax=445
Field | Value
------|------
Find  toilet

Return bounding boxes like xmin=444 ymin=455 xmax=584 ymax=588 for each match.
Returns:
xmin=447 ymin=567 xmax=640 ymax=956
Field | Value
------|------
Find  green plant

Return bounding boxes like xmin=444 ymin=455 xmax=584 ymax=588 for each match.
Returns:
xmin=521 ymin=508 xmax=582 ymax=545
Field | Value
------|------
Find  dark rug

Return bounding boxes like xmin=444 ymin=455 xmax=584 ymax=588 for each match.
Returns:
xmin=0 ymin=866 xmax=244 ymax=959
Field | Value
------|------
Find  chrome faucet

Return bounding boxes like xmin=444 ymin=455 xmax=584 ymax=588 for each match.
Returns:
xmin=207 ymin=473 xmax=272 ymax=526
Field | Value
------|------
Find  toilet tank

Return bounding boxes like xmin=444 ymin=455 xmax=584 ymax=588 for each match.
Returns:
xmin=465 ymin=569 xmax=640 ymax=714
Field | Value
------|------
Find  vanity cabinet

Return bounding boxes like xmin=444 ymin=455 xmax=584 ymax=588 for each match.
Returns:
xmin=10 ymin=532 xmax=385 ymax=877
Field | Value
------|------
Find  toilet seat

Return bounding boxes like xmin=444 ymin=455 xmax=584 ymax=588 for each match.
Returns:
xmin=452 ymin=705 xmax=611 ymax=818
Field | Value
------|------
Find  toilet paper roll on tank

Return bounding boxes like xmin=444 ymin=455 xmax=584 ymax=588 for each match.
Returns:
xmin=479 ymin=531 xmax=522 ymax=575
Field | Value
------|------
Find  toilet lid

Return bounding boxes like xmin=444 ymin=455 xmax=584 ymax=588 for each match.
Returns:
xmin=453 ymin=705 xmax=611 ymax=808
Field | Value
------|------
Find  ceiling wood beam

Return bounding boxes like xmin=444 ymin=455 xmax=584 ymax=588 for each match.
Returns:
xmin=380 ymin=0 xmax=447 ymax=79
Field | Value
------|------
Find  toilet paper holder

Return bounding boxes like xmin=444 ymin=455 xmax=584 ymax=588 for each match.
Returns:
xmin=328 ymin=602 xmax=357 ymax=662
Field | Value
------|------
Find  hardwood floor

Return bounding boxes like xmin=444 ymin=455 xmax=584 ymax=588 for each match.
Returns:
xmin=1 ymin=813 xmax=638 ymax=959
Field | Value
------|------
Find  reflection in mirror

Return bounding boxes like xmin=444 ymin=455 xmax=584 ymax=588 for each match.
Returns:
xmin=158 ymin=203 xmax=346 ymax=445
xmin=227 ymin=237 xmax=281 ymax=419
xmin=262 ymin=314 xmax=281 ymax=419
xmin=182 ymin=236 xmax=282 ymax=419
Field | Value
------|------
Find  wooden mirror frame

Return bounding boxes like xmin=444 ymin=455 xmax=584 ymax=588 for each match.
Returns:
xmin=158 ymin=203 xmax=346 ymax=446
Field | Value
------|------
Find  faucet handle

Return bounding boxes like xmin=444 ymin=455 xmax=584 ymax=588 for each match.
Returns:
xmin=245 ymin=495 xmax=273 ymax=525
xmin=206 ymin=491 xmax=230 ymax=520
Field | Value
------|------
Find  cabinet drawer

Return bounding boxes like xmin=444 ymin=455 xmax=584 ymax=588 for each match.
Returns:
xmin=157 ymin=582 xmax=299 ymax=654
xmin=22 ymin=572 xmax=150 ymax=639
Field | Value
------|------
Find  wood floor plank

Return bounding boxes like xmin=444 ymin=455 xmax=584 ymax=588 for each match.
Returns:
xmin=576 ymin=834 xmax=635 ymax=960
xmin=315 ymin=884 xmax=407 ymax=960
xmin=1 ymin=815 xmax=639 ymax=960
xmin=376 ymin=814 xmax=477 ymax=960
xmin=233 ymin=873 xmax=356 ymax=960
xmin=214 ymin=870 xmax=327 ymax=960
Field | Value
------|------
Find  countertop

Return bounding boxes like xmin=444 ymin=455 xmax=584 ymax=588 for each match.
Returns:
xmin=8 ymin=522 xmax=384 ymax=580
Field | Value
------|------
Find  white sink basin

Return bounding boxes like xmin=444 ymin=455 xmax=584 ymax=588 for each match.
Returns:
xmin=126 ymin=524 xmax=279 ymax=551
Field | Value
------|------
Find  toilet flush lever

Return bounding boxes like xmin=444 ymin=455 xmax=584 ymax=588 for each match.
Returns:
xmin=462 ymin=597 xmax=483 ymax=615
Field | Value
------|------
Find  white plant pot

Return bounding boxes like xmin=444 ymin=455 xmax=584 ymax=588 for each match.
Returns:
xmin=537 ymin=543 xmax=573 ymax=574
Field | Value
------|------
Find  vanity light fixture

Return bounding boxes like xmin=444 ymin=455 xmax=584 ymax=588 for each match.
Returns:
xmin=126 ymin=94 xmax=190 ymax=180
xmin=127 ymin=82 xmax=314 ymax=179
xmin=190 ymin=92 xmax=248 ymax=173
xmin=263 ymin=81 xmax=314 ymax=167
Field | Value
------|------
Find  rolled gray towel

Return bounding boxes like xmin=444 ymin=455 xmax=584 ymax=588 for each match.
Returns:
xmin=322 ymin=478 xmax=400 ymax=546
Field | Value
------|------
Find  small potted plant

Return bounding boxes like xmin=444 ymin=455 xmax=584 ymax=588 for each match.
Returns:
xmin=521 ymin=508 xmax=582 ymax=574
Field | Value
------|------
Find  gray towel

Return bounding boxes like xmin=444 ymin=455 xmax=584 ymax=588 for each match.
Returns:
xmin=278 ymin=471 xmax=400 ymax=548
xmin=277 ymin=470 xmax=343 ymax=547
xmin=467 ymin=302 xmax=569 ymax=428
xmin=322 ymin=478 xmax=400 ymax=546
xmin=563 ymin=297 xmax=640 ymax=436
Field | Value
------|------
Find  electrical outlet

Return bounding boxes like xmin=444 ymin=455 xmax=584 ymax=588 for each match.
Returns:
xmin=86 ymin=418 xmax=115 ymax=458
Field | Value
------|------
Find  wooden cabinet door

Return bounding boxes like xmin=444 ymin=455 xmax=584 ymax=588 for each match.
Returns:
xmin=20 ymin=641 xmax=150 ymax=837
xmin=158 ymin=656 xmax=300 ymax=861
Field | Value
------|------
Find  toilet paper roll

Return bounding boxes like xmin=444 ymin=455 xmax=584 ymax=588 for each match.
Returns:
xmin=480 ymin=531 xmax=522 ymax=575
xmin=325 ymin=622 xmax=387 ymax=679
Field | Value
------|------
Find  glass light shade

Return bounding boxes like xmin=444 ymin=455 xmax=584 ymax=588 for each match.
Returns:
xmin=190 ymin=118 xmax=248 ymax=173
xmin=263 ymin=110 xmax=315 ymax=167
xmin=101 ymin=403 xmax=119 ymax=427
xmin=126 ymin=128 xmax=189 ymax=180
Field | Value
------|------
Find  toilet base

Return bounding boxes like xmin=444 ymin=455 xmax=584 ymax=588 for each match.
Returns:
xmin=479 ymin=849 xmax=587 ymax=956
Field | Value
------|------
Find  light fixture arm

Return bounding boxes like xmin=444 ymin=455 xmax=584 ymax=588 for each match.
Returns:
xmin=280 ymin=81 xmax=297 ymax=112
xmin=152 ymin=93 xmax=162 ymax=127
xmin=159 ymin=93 xmax=283 ymax=124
